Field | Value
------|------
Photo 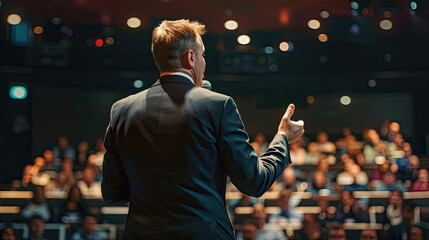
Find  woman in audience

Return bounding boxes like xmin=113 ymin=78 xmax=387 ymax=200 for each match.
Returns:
xmin=20 ymin=186 xmax=51 ymax=222
xmin=381 ymin=190 xmax=407 ymax=240
xmin=411 ymin=169 xmax=429 ymax=192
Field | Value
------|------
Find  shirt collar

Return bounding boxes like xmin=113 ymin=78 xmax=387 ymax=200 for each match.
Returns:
xmin=160 ymin=72 xmax=194 ymax=85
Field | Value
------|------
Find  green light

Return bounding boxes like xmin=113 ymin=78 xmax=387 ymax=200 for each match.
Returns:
xmin=10 ymin=86 xmax=27 ymax=99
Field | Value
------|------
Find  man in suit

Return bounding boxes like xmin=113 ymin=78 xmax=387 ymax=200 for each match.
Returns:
xmin=102 ymin=19 xmax=304 ymax=239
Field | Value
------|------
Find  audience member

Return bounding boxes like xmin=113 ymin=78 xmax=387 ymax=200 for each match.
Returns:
xmin=71 ymin=214 xmax=108 ymax=240
xmin=237 ymin=203 xmax=286 ymax=240
xmin=1 ymin=225 xmax=16 ymax=240
xmin=363 ymin=129 xmax=387 ymax=164
xmin=28 ymin=217 xmax=49 ymax=240
xmin=21 ymin=186 xmax=51 ymax=222
xmin=42 ymin=150 xmax=59 ymax=172
xmin=77 ymin=168 xmax=102 ymax=198
xmin=45 ymin=171 xmax=71 ymax=197
xmin=307 ymin=170 xmax=336 ymax=195
xmin=253 ymin=133 xmax=269 ymax=157
xmin=306 ymin=142 xmax=321 ymax=165
xmin=30 ymin=157 xmax=50 ymax=186
xmin=412 ymin=169 xmax=429 ymax=192
xmin=317 ymin=131 xmax=336 ymax=155
xmin=53 ymin=137 xmax=76 ymax=163
xmin=269 ymin=189 xmax=303 ymax=223
xmin=75 ymin=141 xmax=89 ymax=171
xmin=327 ymin=223 xmax=346 ymax=240
xmin=360 ymin=229 xmax=378 ymax=240
xmin=289 ymin=139 xmax=307 ymax=165
xmin=372 ymin=171 xmax=406 ymax=193
xmin=11 ymin=165 xmax=35 ymax=191
xmin=381 ymin=190 xmax=407 ymax=240
xmin=335 ymin=191 xmax=367 ymax=223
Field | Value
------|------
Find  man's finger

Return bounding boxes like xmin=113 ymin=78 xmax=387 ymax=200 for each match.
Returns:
xmin=283 ymin=104 xmax=295 ymax=120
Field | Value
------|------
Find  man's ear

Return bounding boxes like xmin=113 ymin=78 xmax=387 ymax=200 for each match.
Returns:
xmin=182 ymin=50 xmax=195 ymax=70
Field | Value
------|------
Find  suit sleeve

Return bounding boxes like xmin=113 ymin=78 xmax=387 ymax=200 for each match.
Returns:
xmin=101 ymin=105 xmax=130 ymax=204
xmin=218 ymin=97 xmax=291 ymax=197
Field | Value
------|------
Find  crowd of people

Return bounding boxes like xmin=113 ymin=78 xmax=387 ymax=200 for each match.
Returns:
xmin=1 ymin=119 xmax=428 ymax=239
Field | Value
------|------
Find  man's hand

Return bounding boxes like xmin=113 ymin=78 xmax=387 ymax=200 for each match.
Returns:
xmin=277 ymin=104 xmax=304 ymax=144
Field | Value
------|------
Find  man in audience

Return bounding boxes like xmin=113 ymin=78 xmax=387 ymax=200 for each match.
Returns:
xmin=335 ymin=191 xmax=367 ymax=223
xmin=77 ymin=167 xmax=102 ymax=198
xmin=28 ymin=217 xmax=49 ymax=240
xmin=269 ymin=189 xmax=303 ymax=223
xmin=53 ymin=137 xmax=76 ymax=163
xmin=71 ymin=214 xmax=108 ymax=240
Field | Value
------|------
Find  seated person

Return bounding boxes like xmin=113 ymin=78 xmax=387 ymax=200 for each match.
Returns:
xmin=268 ymin=189 xmax=303 ymax=223
xmin=360 ymin=229 xmax=378 ymax=240
xmin=305 ymin=142 xmax=321 ymax=165
xmin=372 ymin=171 xmax=406 ymax=193
xmin=71 ymin=214 xmax=108 ymax=240
xmin=412 ymin=169 xmax=429 ymax=192
xmin=28 ymin=216 xmax=49 ymax=240
xmin=306 ymin=170 xmax=335 ymax=195
xmin=236 ymin=204 xmax=286 ymax=240
xmin=381 ymin=190 xmax=407 ymax=240
xmin=363 ymin=129 xmax=387 ymax=164
xmin=77 ymin=168 xmax=102 ymax=198
xmin=1 ymin=224 xmax=16 ymax=240
xmin=11 ymin=165 xmax=35 ymax=191
xmin=335 ymin=191 xmax=367 ymax=223
xmin=21 ymin=186 xmax=51 ymax=222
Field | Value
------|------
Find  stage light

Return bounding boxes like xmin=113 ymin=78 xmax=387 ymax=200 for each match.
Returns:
xmin=279 ymin=41 xmax=289 ymax=52
xmin=237 ymin=35 xmax=250 ymax=45
xmin=379 ymin=19 xmax=392 ymax=30
xmin=320 ymin=11 xmax=330 ymax=19
xmin=127 ymin=17 xmax=141 ymax=28
xmin=351 ymin=1 xmax=359 ymax=10
xmin=264 ymin=46 xmax=274 ymax=54
xmin=224 ymin=20 xmax=238 ymax=30
xmin=7 ymin=14 xmax=21 ymax=25
xmin=410 ymin=2 xmax=417 ymax=10
xmin=9 ymin=86 xmax=27 ymax=99
xmin=33 ymin=26 xmax=43 ymax=35
xmin=307 ymin=96 xmax=315 ymax=104
xmin=134 ymin=80 xmax=144 ymax=88
xmin=318 ymin=34 xmax=328 ymax=42
xmin=52 ymin=17 xmax=61 ymax=25
xmin=368 ymin=79 xmax=376 ymax=87
xmin=95 ymin=38 xmax=103 ymax=47
xmin=340 ymin=96 xmax=351 ymax=105
xmin=307 ymin=19 xmax=320 ymax=30
xmin=105 ymin=37 xmax=115 ymax=45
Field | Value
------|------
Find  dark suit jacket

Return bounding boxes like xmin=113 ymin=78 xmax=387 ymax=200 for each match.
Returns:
xmin=102 ymin=75 xmax=291 ymax=239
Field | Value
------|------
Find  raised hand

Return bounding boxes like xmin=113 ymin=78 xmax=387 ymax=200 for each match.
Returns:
xmin=277 ymin=104 xmax=305 ymax=144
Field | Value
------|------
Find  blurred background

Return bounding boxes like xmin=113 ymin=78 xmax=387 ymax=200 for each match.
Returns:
xmin=1 ymin=0 xmax=429 ymax=239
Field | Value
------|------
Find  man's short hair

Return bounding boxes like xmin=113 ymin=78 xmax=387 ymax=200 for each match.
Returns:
xmin=151 ymin=19 xmax=205 ymax=72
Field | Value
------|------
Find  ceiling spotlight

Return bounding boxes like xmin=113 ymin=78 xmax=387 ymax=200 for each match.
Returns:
xmin=308 ymin=19 xmax=321 ymax=30
xmin=7 ymin=14 xmax=22 ymax=25
xmin=237 ymin=35 xmax=251 ymax=45
xmin=224 ymin=20 xmax=238 ymax=30
xmin=127 ymin=17 xmax=141 ymax=28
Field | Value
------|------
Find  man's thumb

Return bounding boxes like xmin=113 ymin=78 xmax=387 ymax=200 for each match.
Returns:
xmin=283 ymin=104 xmax=295 ymax=120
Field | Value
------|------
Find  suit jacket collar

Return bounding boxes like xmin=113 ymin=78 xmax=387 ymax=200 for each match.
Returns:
xmin=151 ymin=75 xmax=195 ymax=88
